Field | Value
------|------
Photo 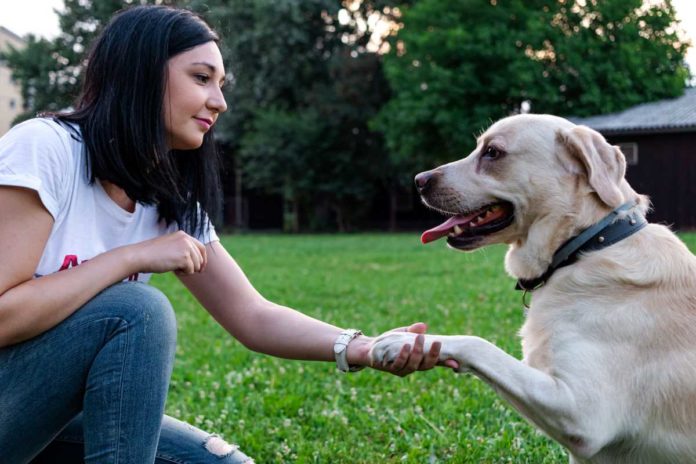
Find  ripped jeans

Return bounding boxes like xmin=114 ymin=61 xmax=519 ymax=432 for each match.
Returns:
xmin=0 ymin=282 xmax=253 ymax=464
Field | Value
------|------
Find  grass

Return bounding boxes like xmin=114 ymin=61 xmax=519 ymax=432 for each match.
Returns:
xmin=152 ymin=232 xmax=696 ymax=463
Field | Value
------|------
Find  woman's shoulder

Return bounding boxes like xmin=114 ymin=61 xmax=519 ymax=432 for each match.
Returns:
xmin=0 ymin=118 xmax=85 ymax=220
xmin=0 ymin=117 xmax=83 ymax=167
xmin=0 ymin=116 xmax=84 ymax=189
xmin=3 ymin=117 xmax=80 ymax=145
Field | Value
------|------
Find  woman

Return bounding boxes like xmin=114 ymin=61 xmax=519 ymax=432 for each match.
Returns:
xmin=0 ymin=5 xmax=450 ymax=463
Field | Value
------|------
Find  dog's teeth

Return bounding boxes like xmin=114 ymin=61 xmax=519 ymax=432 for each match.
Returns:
xmin=453 ymin=225 xmax=463 ymax=235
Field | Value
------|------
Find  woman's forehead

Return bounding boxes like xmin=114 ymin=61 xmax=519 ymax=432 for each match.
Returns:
xmin=170 ymin=42 xmax=225 ymax=75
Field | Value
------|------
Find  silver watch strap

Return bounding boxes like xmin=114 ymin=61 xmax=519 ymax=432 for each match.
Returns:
xmin=333 ymin=329 xmax=365 ymax=373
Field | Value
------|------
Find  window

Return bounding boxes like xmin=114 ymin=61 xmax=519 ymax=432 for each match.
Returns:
xmin=617 ymin=142 xmax=638 ymax=165
xmin=9 ymin=99 xmax=16 ymax=109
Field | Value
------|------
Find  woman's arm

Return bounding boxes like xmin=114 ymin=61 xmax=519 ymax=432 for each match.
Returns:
xmin=0 ymin=186 xmax=207 ymax=348
xmin=178 ymin=241 xmax=444 ymax=374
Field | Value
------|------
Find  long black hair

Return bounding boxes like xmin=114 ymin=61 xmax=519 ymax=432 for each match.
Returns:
xmin=57 ymin=5 xmax=222 ymax=236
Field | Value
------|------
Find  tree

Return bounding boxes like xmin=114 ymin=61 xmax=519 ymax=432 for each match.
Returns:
xmin=373 ymin=0 xmax=691 ymax=170
xmin=2 ymin=0 xmax=165 ymax=123
xmin=201 ymin=0 xmax=341 ymax=231
xmin=1 ymin=36 xmax=69 ymax=124
xmin=207 ymin=0 xmax=395 ymax=231
xmin=307 ymin=50 xmax=392 ymax=231
xmin=535 ymin=0 xmax=691 ymax=116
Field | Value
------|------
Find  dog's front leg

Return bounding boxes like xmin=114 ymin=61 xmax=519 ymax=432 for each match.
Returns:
xmin=371 ymin=333 xmax=611 ymax=460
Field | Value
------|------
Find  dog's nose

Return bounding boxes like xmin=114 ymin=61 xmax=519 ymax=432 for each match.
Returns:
xmin=414 ymin=170 xmax=439 ymax=193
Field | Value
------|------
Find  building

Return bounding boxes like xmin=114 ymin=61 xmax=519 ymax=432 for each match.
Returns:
xmin=0 ymin=26 xmax=26 ymax=136
xmin=571 ymin=88 xmax=696 ymax=230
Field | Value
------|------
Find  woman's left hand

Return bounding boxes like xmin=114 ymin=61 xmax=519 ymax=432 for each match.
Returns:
xmin=347 ymin=322 xmax=451 ymax=377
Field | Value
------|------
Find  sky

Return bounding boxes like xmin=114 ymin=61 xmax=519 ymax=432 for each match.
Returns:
xmin=1 ymin=0 xmax=696 ymax=70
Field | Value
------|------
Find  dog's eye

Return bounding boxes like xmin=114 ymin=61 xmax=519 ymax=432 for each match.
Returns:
xmin=483 ymin=146 xmax=502 ymax=160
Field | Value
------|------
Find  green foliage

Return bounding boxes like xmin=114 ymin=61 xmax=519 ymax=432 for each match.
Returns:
xmin=535 ymin=0 xmax=691 ymax=116
xmin=240 ymin=108 xmax=327 ymax=198
xmin=153 ymin=232 xmax=695 ymax=461
xmin=374 ymin=0 xmax=691 ymax=166
xmin=2 ymin=0 xmax=164 ymax=123
xmin=1 ymin=36 xmax=68 ymax=124
xmin=208 ymin=0 xmax=394 ymax=231
xmin=238 ymin=107 xmax=328 ymax=231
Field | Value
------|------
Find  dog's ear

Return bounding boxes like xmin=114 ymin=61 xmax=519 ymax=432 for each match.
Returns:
xmin=558 ymin=125 xmax=626 ymax=208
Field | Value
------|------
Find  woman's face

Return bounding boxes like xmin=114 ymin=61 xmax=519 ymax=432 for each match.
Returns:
xmin=163 ymin=41 xmax=228 ymax=150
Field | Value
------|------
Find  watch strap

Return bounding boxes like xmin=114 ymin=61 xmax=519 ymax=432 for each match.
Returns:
xmin=333 ymin=329 xmax=365 ymax=373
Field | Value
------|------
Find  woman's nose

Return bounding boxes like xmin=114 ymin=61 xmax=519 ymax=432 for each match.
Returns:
xmin=208 ymin=87 xmax=228 ymax=113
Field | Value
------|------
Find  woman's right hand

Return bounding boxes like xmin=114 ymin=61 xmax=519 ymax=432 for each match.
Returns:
xmin=128 ymin=231 xmax=208 ymax=275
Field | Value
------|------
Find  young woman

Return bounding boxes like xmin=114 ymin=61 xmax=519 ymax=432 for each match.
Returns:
xmin=0 ymin=6 xmax=451 ymax=463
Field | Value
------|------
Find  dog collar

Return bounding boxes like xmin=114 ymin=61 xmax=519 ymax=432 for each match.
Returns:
xmin=515 ymin=200 xmax=646 ymax=293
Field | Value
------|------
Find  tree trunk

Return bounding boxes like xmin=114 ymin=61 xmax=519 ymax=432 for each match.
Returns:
xmin=283 ymin=180 xmax=300 ymax=233
xmin=292 ymin=197 xmax=300 ymax=233
xmin=389 ymin=184 xmax=398 ymax=232
xmin=335 ymin=204 xmax=345 ymax=233
xmin=234 ymin=159 xmax=245 ymax=229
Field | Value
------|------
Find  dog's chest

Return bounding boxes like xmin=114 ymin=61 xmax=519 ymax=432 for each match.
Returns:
xmin=519 ymin=314 xmax=553 ymax=370
xmin=518 ymin=294 xmax=593 ymax=372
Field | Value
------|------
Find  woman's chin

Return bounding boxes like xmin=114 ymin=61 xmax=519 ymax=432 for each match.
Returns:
xmin=169 ymin=136 xmax=204 ymax=151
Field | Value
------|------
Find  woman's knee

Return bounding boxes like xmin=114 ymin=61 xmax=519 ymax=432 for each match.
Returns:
xmin=200 ymin=435 xmax=255 ymax=464
xmin=157 ymin=416 xmax=255 ymax=464
xmin=85 ymin=282 xmax=177 ymax=347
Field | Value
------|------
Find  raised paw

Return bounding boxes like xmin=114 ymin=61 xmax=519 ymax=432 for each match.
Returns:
xmin=369 ymin=332 xmax=419 ymax=366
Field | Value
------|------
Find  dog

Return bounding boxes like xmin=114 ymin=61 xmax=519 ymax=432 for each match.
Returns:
xmin=370 ymin=114 xmax=696 ymax=463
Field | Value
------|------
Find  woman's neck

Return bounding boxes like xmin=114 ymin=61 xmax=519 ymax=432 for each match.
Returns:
xmin=99 ymin=179 xmax=136 ymax=213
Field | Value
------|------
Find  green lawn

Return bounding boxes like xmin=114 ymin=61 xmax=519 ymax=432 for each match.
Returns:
xmin=152 ymin=232 xmax=696 ymax=463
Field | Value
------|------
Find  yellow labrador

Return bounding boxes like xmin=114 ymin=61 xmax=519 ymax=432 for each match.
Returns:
xmin=371 ymin=114 xmax=696 ymax=463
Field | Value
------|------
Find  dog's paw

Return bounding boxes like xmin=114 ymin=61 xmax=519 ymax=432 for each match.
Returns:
xmin=369 ymin=332 xmax=419 ymax=366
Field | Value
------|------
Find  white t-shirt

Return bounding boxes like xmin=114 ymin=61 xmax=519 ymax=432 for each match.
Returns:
xmin=0 ymin=118 xmax=219 ymax=283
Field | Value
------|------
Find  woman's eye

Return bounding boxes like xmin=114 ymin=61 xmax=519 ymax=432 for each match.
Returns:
xmin=483 ymin=146 xmax=501 ymax=159
xmin=194 ymin=74 xmax=210 ymax=84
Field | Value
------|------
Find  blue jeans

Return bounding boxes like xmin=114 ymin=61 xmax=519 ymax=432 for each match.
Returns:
xmin=0 ymin=282 xmax=253 ymax=464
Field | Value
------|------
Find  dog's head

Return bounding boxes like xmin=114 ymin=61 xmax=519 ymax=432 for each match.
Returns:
xmin=416 ymin=114 xmax=648 ymax=278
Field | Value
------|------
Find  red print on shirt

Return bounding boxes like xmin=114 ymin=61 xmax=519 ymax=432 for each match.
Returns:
xmin=59 ymin=254 xmax=79 ymax=271
xmin=58 ymin=254 xmax=139 ymax=281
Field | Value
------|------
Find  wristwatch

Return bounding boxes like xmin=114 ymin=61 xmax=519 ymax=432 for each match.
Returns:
xmin=333 ymin=329 xmax=365 ymax=373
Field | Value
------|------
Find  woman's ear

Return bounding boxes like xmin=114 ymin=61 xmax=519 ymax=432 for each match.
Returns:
xmin=557 ymin=125 xmax=626 ymax=208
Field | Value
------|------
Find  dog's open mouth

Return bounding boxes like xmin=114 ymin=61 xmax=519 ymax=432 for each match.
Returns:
xmin=421 ymin=201 xmax=514 ymax=248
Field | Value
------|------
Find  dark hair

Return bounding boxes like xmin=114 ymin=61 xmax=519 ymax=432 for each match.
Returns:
xmin=56 ymin=5 xmax=222 ymax=236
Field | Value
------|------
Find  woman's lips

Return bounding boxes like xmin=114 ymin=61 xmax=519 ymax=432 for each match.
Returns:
xmin=193 ymin=117 xmax=213 ymax=130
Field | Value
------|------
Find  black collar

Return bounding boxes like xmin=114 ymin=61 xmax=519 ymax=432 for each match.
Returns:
xmin=516 ymin=201 xmax=647 ymax=292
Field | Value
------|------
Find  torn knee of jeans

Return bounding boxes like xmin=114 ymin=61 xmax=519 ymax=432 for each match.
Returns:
xmin=203 ymin=434 xmax=240 ymax=458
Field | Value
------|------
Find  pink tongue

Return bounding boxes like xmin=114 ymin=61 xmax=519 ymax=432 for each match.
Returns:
xmin=421 ymin=211 xmax=480 ymax=244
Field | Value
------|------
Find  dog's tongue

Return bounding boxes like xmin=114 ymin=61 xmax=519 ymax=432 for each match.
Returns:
xmin=421 ymin=211 xmax=479 ymax=244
